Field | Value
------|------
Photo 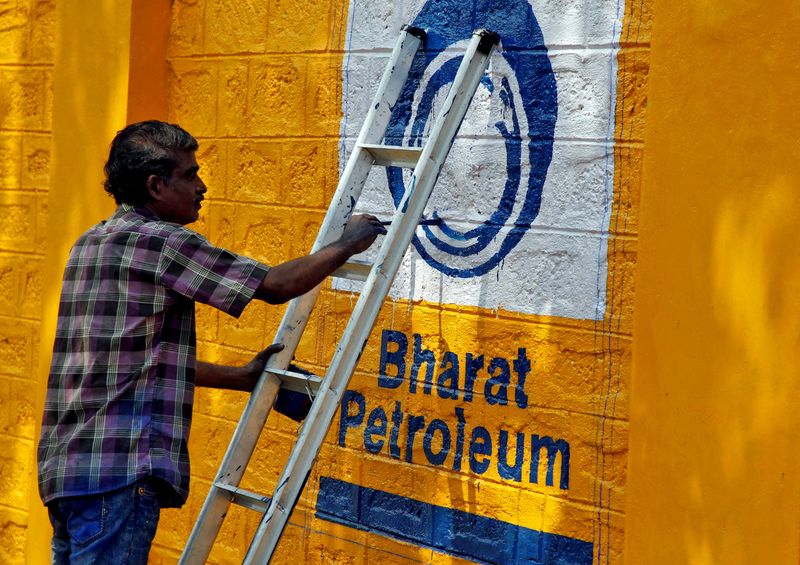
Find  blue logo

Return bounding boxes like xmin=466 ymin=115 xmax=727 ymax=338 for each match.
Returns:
xmin=385 ymin=0 xmax=558 ymax=278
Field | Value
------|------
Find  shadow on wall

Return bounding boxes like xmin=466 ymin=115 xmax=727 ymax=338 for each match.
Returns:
xmin=700 ymin=176 xmax=800 ymax=561
xmin=22 ymin=0 xmax=135 ymax=562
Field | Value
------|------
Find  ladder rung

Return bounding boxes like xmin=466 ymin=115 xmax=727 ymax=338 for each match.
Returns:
xmin=215 ymin=482 xmax=271 ymax=513
xmin=332 ymin=260 xmax=373 ymax=282
xmin=266 ymin=368 xmax=322 ymax=395
xmin=359 ymin=144 xmax=423 ymax=168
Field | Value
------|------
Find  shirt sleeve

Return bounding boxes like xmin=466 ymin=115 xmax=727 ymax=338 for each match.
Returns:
xmin=158 ymin=228 xmax=269 ymax=318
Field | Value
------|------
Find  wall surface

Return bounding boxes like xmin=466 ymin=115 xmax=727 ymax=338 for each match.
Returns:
xmin=0 ymin=1 xmax=55 ymax=562
xmin=7 ymin=0 xmax=798 ymax=564
xmin=154 ymin=0 xmax=647 ymax=563
xmin=625 ymin=0 xmax=800 ymax=563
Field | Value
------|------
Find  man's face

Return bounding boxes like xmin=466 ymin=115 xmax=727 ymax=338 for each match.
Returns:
xmin=150 ymin=149 xmax=207 ymax=225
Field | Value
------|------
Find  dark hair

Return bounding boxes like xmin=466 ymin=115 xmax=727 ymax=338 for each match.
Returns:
xmin=103 ymin=120 xmax=198 ymax=205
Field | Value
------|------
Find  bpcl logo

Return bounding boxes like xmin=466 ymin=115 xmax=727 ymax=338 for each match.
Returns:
xmin=385 ymin=0 xmax=558 ymax=278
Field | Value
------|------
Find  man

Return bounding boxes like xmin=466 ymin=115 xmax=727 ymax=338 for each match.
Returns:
xmin=37 ymin=120 xmax=386 ymax=563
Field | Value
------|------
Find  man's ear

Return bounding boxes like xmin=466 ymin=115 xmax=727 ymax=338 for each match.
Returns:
xmin=146 ymin=174 xmax=164 ymax=201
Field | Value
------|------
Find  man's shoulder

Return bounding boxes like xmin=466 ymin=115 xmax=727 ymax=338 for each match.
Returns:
xmin=105 ymin=205 xmax=210 ymax=243
xmin=70 ymin=206 xmax=210 ymax=260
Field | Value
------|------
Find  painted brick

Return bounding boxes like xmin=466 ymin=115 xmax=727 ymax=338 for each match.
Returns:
xmin=304 ymin=58 xmax=343 ymax=137
xmin=266 ymin=0 xmax=332 ymax=53
xmin=615 ymin=48 xmax=649 ymax=144
xmin=29 ymin=0 xmax=56 ymax=63
xmin=0 ymin=255 xmax=21 ymax=317
xmin=217 ymin=61 xmax=250 ymax=137
xmin=195 ymin=385 xmax=248 ymax=425
xmin=242 ymin=428 xmax=296 ymax=491
xmin=0 ymin=436 xmax=33 ymax=510
xmin=621 ymin=0 xmax=653 ymax=46
xmin=611 ymin=145 xmax=643 ymax=236
xmin=0 ymin=1 xmax=29 ymax=64
xmin=35 ymin=192 xmax=48 ymax=252
xmin=188 ymin=413 xmax=237 ymax=481
xmin=168 ymin=0 xmax=205 ymax=58
xmin=306 ymin=526 xmax=367 ymax=564
xmin=266 ymin=522 xmax=308 ymax=564
xmin=207 ymin=201 xmax=237 ymax=249
xmin=204 ymin=0 xmax=267 ymax=55
xmin=0 ymin=506 xmax=27 ymax=565
xmin=218 ymin=298 xmax=269 ymax=351
xmin=281 ymin=140 xmax=329 ymax=209
xmin=0 ymin=68 xmax=46 ymax=130
xmin=226 ymin=140 xmax=282 ymax=204
xmin=5 ymin=377 xmax=36 ymax=440
xmin=195 ymin=302 xmax=220 ymax=344
xmin=0 ymin=318 xmax=33 ymax=377
xmin=233 ymin=204 xmax=293 ymax=264
xmin=246 ymin=57 xmax=307 ymax=137
xmin=293 ymin=210 xmax=326 ymax=256
xmin=0 ymin=134 xmax=21 ymax=190
xmin=603 ymin=239 xmax=637 ymax=334
xmin=43 ymin=67 xmax=53 ymax=128
xmin=196 ymin=139 xmax=227 ymax=200
xmin=344 ymin=2 xmax=403 ymax=51
xmin=0 ymin=218 xmax=28 ymax=261
xmin=168 ymin=59 xmax=218 ymax=137
xmin=21 ymin=134 xmax=50 ymax=190
xmin=363 ymin=532 xmax=435 ymax=564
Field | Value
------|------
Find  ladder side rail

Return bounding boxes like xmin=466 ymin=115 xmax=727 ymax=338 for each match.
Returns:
xmin=243 ymin=30 xmax=498 ymax=565
xmin=179 ymin=26 xmax=425 ymax=565
xmin=310 ymin=26 xmax=425 ymax=253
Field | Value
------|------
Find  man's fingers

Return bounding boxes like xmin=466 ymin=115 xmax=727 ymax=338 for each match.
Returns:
xmin=254 ymin=343 xmax=284 ymax=362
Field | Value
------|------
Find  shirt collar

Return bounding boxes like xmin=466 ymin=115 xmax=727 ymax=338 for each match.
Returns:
xmin=117 ymin=203 xmax=161 ymax=221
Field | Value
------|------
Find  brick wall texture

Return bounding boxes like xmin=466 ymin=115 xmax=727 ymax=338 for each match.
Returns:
xmin=0 ymin=1 xmax=650 ymax=564
xmin=0 ymin=1 xmax=55 ymax=562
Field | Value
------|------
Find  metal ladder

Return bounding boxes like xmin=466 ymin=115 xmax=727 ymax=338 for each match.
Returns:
xmin=180 ymin=25 xmax=500 ymax=565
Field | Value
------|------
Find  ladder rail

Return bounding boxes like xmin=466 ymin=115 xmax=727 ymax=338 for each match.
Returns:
xmin=179 ymin=25 xmax=426 ymax=565
xmin=243 ymin=29 xmax=499 ymax=564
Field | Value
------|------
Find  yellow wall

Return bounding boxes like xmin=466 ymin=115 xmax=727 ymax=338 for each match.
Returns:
xmin=626 ymin=0 xmax=800 ymax=563
xmin=0 ymin=1 xmax=56 ymax=562
xmin=9 ymin=0 xmax=798 ymax=564
xmin=155 ymin=1 xmax=647 ymax=564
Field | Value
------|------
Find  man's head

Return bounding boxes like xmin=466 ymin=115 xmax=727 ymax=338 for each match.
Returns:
xmin=104 ymin=121 xmax=205 ymax=224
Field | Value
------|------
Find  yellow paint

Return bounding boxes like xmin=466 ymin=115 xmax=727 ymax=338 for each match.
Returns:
xmin=626 ymin=0 xmax=800 ymax=563
xmin=2 ymin=0 xmax=651 ymax=562
xmin=23 ymin=1 xmax=172 ymax=562
xmin=0 ymin=0 xmax=56 ymax=562
xmin=155 ymin=0 xmax=645 ymax=559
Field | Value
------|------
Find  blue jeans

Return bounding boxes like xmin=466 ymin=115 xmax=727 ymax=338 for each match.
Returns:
xmin=48 ymin=478 xmax=162 ymax=565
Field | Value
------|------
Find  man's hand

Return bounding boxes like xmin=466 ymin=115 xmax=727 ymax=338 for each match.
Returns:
xmin=339 ymin=214 xmax=387 ymax=255
xmin=196 ymin=343 xmax=285 ymax=392
xmin=255 ymin=214 xmax=386 ymax=304
xmin=241 ymin=342 xmax=286 ymax=384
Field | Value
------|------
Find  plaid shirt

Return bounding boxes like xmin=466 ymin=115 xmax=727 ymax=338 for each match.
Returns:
xmin=38 ymin=204 xmax=269 ymax=507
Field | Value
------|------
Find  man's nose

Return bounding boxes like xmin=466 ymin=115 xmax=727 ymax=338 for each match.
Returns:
xmin=197 ymin=177 xmax=207 ymax=193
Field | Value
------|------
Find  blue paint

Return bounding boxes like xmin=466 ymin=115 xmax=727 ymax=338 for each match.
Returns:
xmin=531 ymin=435 xmax=571 ymax=490
xmin=423 ymin=418 xmax=452 ymax=465
xmin=316 ymin=477 xmax=593 ymax=564
xmin=338 ymin=389 xmax=366 ymax=446
xmin=364 ymin=406 xmax=388 ymax=453
xmin=378 ymin=329 xmax=407 ymax=389
xmin=378 ymin=329 xmax=530 ymax=408
xmin=384 ymin=0 xmax=557 ymax=278
xmin=338 ymin=389 xmax=572 ymax=489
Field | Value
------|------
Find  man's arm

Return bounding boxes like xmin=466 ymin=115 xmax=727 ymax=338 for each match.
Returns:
xmin=255 ymin=214 xmax=386 ymax=304
xmin=195 ymin=343 xmax=284 ymax=391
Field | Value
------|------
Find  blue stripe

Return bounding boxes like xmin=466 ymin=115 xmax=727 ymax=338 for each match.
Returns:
xmin=315 ymin=477 xmax=593 ymax=565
